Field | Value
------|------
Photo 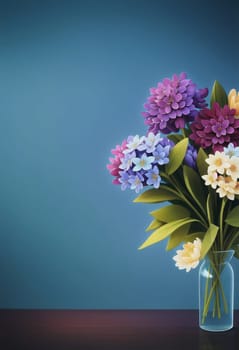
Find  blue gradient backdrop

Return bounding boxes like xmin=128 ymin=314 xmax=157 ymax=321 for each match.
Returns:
xmin=0 ymin=0 xmax=239 ymax=308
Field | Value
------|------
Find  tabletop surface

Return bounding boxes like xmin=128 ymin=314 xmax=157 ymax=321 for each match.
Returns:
xmin=0 ymin=309 xmax=239 ymax=349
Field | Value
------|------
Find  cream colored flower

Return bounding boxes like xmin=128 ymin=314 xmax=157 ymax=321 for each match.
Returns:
xmin=233 ymin=182 xmax=239 ymax=195
xmin=228 ymin=89 xmax=239 ymax=117
xmin=206 ymin=151 xmax=230 ymax=174
xmin=173 ymin=238 xmax=201 ymax=272
xmin=202 ymin=171 xmax=218 ymax=189
xmin=226 ymin=156 xmax=239 ymax=180
xmin=216 ymin=176 xmax=237 ymax=200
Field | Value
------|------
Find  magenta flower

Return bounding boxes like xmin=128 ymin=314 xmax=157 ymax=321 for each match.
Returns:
xmin=190 ymin=103 xmax=239 ymax=152
xmin=142 ymin=72 xmax=208 ymax=134
xmin=107 ymin=140 xmax=127 ymax=184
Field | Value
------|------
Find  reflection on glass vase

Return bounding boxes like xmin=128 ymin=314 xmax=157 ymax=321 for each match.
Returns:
xmin=199 ymin=250 xmax=234 ymax=332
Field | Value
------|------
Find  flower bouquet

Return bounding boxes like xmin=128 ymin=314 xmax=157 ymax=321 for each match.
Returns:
xmin=107 ymin=73 xmax=239 ymax=331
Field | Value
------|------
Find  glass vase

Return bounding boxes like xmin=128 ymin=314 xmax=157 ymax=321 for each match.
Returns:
xmin=199 ymin=250 xmax=234 ymax=332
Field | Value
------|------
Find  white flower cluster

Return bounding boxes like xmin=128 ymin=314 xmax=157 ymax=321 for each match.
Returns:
xmin=202 ymin=144 xmax=239 ymax=200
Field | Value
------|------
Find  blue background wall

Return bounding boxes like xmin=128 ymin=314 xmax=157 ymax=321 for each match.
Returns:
xmin=0 ymin=0 xmax=239 ymax=309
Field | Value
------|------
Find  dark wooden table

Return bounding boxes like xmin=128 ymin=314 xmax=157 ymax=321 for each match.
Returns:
xmin=0 ymin=310 xmax=239 ymax=349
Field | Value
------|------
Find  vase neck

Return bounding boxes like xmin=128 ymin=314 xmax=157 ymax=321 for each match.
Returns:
xmin=205 ymin=250 xmax=234 ymax=264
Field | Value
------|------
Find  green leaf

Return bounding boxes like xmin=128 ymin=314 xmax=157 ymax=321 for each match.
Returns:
xmin=166 ymin=224 xmax=190 ymax=251
xmin=138 ymin=217 xmax=198 ymax=250
xmin=196 ymin=148 xmax=208 ymax=177
xmin=233 ymin=245 xmax=239 ymax=259
xmin=167 ymin=133 xmax=184 ymax=143
xmin=184 ymin=232 xmax=205 ymax=242
xmin=146 ymin=219 xmax=162 ymax=232
xmin=225 ymin=205 xmax=239 ymax=227
xmin=206 ymin=190 xmax=217 ymax=224
xmin=165 ymin=138 xmax=189 ymax=175
xmin=167 ymin=231 xmax=205 ymax=251
xmin=183 ymin=165 xmax=206 ymax=212
xmin=133 ymin=186 xmax=178 ymax=203
xmin=150 ymin=204 xmax=190 ymax=222
xmin=200 ymin=224 xmax=219 ymax=259
xmin=210 ymin=80 xmax=228 ymax=108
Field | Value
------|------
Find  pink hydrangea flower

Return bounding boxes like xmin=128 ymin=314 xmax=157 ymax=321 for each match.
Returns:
xmin=107 ymin=140 xmax=127 ymax=184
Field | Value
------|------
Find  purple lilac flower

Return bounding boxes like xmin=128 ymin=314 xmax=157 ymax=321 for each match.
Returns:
xmin=160 ymin=137 xmax=175 ymax=149
xmin=124 ymin=135 xmax=145 ymax=153
xmin=132 ymin=154 xmax=155 ymax=171
xmin=107 ymin=133 xmax=174 ymax=193
xmin=153 ymin=144 xmax=170 ymax=165
xmin=119 ymin=151 xmax=136 ymax=171
xmin=128 ymin=173 xmax=144 ymax=193
xmin=190 ymin=102 xmax=239 ymax=152
xmin=184 ymin=144 xmax=198 ymax=169
xmin=119 ymin=171 xmax=132 ymax=191
xmin=142 ymin=72 xmax=208 ymax=134
xmin=223 ymin=143 xmax=239 ymax=157
xmin=146 ymin=166 xmax=161 ymax=188
xmin=143 ymin=132 xmax=162 ymax=153
xmin=193 ymin=88 xmax=208 ymax=109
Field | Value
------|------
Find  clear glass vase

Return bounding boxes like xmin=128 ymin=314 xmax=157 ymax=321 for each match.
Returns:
xmin=199 ymin=250 xmax=234 ymax=332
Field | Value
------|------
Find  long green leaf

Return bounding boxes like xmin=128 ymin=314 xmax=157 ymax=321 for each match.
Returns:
xmin=206 ymin=190 xmax=217 ymax=224
xmin=167 ymin=133 xmax=183 ymax=143
xmin=183 ymin=165 xmax=206 ymax=213
xmin=133 ymin=186 xmax=178 ymax=203
xmin=225 ymin=205 xmax=239 ymax=227
xmin=150 ymin=204 xmax=190 ymax=222
xmin=165 ymin=138 xmax=189 ymax=175
xmin=138 ymin=218 xmax=198 ymax=250
xmin=146 ymin=219 xmax=163 ymax=232
xmin=196 ymin=148 xmax=208 ymax=177
xmin=166 ymin=224 xmax=190 ymax=251
xmin=233 ymin=244 xmax=239 ymax=259
xmin=200 ymin=224 xmax=219 ymax=259
xmin=183 ymin=232 xmax=205 ymax=242
xmin=210 ymin=80 xmax=228 ymax=108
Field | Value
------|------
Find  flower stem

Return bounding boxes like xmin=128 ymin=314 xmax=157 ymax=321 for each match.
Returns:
xmin=219 ymin=198 xmax=227 ymax=250
xmin=202 ymin=265 xmax=211 ymax=323
xmin=201 ymin=257 xmax=228 ymax=323
xmin=161 ymin=171 xmax=208 ymax=228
